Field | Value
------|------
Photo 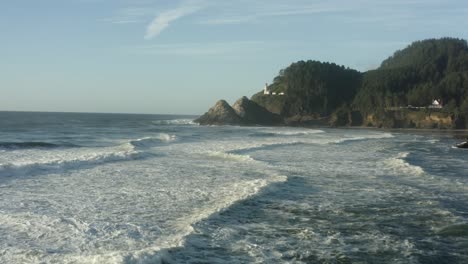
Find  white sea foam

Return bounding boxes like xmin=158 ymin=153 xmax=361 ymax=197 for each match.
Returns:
xmin=383 ymin=152 xmax=425 ymax=176
xmin=226 ymin=141 xmax=304 ymax=155
xmin=228 ymin=224 xmax=421 ymax=263
xmin=127 ymin=176 xmax=287 ymax=264
xmin=55 ymin=177 xmax=285 ymax=264
xmin=130 ymin=134 xmax=177 ymax=148
xmin=152 ymin=119 xmax=195 ymax=125
xmin=0 ymin=144 xmax=143 ymax=177
xmin=332 ymin=132 xmax=394 ymax=144
xmin=263 ymin=129 xmax=325 ymax=136
xmin=206 ymin=151 xmax=256 ymax=162
xmin=0 ymin=128 xmax=289 ymax=264
xmin=222 ymin=132 xmax=394 ymax=155
xmin=2 ymin=121 xmax=466 ymax=264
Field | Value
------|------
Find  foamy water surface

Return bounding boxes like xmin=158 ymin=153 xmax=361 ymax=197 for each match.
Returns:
xmin=0 ymin=112 xmax=467 ymax=263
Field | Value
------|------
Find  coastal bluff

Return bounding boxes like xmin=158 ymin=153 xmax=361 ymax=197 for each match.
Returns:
xmin=196 ymin=38 xmax=468 ymax=129
xmin=195 ymin=97 xmax=283 ymax=126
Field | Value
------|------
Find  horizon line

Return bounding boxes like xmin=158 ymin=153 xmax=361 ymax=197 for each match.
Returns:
xmin=0 ymin=110 xmax=200 ymax=117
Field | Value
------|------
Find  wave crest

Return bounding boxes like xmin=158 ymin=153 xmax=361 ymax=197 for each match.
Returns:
xmin=0 ymin=145 xmax=145 ymax=177
xmin=332 ymin=133 xmax=394 ymax=144
xmin=152 ymin=119 xmax=195 ymax=125
xmin=130 ymin=134 xmax=177 ymax=149
xmin=383 ymin=152 xmax=425 ymax=176
xmin=250 ymin=129 xmax=324 ymax=138
xmin=206 ymin=151 xmax=256 ymax=163
xmin=272 ymin=130 xmax=325 ymax=136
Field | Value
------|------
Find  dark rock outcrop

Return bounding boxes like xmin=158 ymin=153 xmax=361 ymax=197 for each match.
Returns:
xmin=195 ymin=100 xmax=242 ymax=125
xmin=232 ymin=96 xmax=283 ymax=125
xmin=456 ymin=141 xmax=468 ymax=148
xmin=195 ymin=97 xmax=284 ymax=126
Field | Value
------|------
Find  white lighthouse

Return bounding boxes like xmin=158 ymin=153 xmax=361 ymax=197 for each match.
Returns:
xmin=263 ymin=83 xmax=271 ymax=95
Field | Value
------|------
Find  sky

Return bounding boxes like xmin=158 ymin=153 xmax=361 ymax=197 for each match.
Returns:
xmin=1 ymin=0 xmax=468 ymax=115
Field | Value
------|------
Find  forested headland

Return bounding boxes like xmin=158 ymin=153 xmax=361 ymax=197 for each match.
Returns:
xmin=251 ymin=37 xmax=468 ymax=129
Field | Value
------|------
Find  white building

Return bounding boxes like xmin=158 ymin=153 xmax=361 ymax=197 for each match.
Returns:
xmin=263 ymin=83 xmax=285 ymax=96
xmin=429 ymin=99 xmax=443 ymax=108
xmin=263 ymin=83 xmax=271 ymax=95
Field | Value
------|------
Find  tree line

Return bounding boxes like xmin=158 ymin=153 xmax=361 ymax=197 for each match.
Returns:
xmin=255 ymin=38 xmax=468 ymax=125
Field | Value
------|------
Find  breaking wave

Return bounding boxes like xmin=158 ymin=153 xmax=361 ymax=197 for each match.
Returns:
xmin=206 ymin=151 xmax=256 ymax=163
xmin=0 ymin=134 xmax=177 ymax=178
xmin=0 ymin=145 xmax=146 ymax=177
xmin=332 ymin=133 xmax=394 ymax=144
xmin=124 ymin=176 xmax=288 ymax=264
xmin=250 ymin=129 xmax=324 ymax=138
xmin=271 ymin=129 xmax=325 ymax=136
xmin=383 ymin=152 xmax=425 ymax=176
xmin=229 ymin=141 xmax=304 ymax=155
xmin=129 ymin=134 xmax=177 ymax=149
xmin=152 ymin=119 xmax=195 ymax=126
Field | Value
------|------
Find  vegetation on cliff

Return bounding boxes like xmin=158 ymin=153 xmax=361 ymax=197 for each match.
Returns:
xmin=198 ymin=38 xmax=468 ymax=128
xmin=354 ymin=38 xmax=468 ymax=118
xmin=252 ymin=61 xmax=361 ymax=117
xmin=251 ymin=37 xmax=468 ymax=128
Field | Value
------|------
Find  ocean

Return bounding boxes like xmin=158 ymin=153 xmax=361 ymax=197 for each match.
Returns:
xmin=0 ymin=111 xmax=467 ymax=264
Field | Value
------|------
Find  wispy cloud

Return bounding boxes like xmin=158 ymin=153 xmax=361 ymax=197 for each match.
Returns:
xmin=144 ymin=0 xmax=205 ymax=39
xmin=102 ymin=0 xmax=468 ymax=41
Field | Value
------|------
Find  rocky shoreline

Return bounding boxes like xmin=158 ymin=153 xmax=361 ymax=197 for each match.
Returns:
xmin=195 ymin=96 xmax=466 ymax=130
xmin=195 ymin=97 xmax=283 ymax=126
xmin=195 ymin=96 xmax=468 ymax=149
xmin=196 ymin=38 xmax=468 ymax=130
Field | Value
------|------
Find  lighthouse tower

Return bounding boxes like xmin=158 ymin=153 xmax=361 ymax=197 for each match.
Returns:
xmin=263 ymin=83 xmax=270 ymax=95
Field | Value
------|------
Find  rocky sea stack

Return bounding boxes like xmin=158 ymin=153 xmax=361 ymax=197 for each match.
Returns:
xmin=456 ymin=141 xmax=468 ymax=148
xmin=195 ymin=100 xmax=242 ymax=125
xmin=232 ymin=96 xmax=283 ymax=125
xmin=195 ymin=97 xmax=283 ymax=126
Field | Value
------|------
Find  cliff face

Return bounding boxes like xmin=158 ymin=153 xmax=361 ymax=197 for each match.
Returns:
xmin=363 ymin=110 xmax=455 ymax=129
xmin=327 ymin=107 xmax=458 ymax=129
xmin=232 ymin=96 xmax=283 ymax=125
xmin=250 ymin=93 xmax=285 ymax=115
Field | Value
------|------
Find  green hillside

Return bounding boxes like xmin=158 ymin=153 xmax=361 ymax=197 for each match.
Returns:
xmin=252 ymin=38 xmax=468 ymax=128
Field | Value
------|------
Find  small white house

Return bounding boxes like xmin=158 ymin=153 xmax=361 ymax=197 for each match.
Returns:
xmin=279 ymin=92 xmax=285 ymax=96
xmin=429 ymin=99 xmax=443 ymax=108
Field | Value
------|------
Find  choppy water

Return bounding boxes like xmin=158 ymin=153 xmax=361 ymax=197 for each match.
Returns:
xmin=0 ymin=111 xmax=467 ymax=264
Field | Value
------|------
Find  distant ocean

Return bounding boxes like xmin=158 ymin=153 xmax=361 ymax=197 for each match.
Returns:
xmin=0 ymin=111 xmax=467 ymax=264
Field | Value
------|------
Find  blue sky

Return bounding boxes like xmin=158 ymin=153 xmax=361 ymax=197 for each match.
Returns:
xmin=1 ymin=0 xmax=468 ymax=114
